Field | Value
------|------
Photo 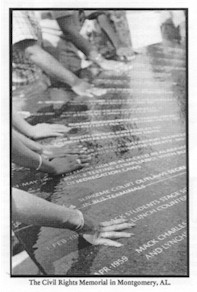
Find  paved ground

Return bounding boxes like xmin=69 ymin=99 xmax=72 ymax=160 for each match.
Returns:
xmin=12 ymin=16 xmax=187 ymax=276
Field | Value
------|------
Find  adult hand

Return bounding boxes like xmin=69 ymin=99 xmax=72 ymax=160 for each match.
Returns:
xmin=99 ymin=59 xmax=128 ymax=71
xmin=48 ymin=153 xmax=91 ymax=175
xmin=72 ymin=79 xmax=106 ymax=97
xmin=116 ymin=47 xmax=135 ymax=61
xmin=42 ymin=144 xmax=92 ymax=159
xmin=80 ymin=218 xmax=135 ymax=247
xmin=31 ymin=123 xmax=71 ymax=139
xmin=72 ymin=79 xmax=95 ymax=97
xmin=89 ymin=51 xmax=130 ymax=71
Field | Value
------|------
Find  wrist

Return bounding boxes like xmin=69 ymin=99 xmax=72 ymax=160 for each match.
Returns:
xmin=61 ymin=208 xmax=84 ymax=231
xmin=71 ymin=77 xmax=82 ymax=89
xmin=77 ymin=214 xmax=96 ymax=235
xmin=39 ymin=157 xmax=56 ymax=174
xmin=70 ymin=76 xmax=81 ymax=88
xmin=28 ymin=125 xmax=37 ymax=139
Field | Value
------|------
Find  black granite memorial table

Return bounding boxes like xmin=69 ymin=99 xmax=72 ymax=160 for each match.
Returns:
xmin=12 ymin=41 xmax=187 ymax=276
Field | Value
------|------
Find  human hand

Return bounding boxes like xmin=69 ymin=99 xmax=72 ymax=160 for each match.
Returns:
xmin=99 ymin=59 xmax=128 ymax=71
xmin=116 ymin=47 xmax=135 ymax=61
xmin=72 ymin=79 xmax=95 ymax=97
xmin=72 ymin=79 xmax=106 ymax=97
xmin=42 ymin=144 xmax=92 ymax=159
xmin=31 ymin=123 xmax=71 ymax=140
xmin=47 ymin=153 xmax=91 ymax=175
xmin=80 ymin=218 xmax=135 ymax=247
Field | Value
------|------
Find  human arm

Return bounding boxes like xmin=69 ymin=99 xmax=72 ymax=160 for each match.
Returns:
xmin=16 ymin=39 xmax=80 ymax=87
xmin=56 ymin=14 xmax=109 ymax=68
xmin=13 ymin=11 xmax=102 ymax=96
xmin=12 ymin=129 xmax=90 ymax=174
xmin=97 ymin=14 xmax=120 ymax=50
xmin=56 ymin=15 xmax=92 ymax=57
xmin=12 ymin=188 xmax=135 ymax=247
xmin=12 ymin=110 xmax=71 ymax=139
xmin=16 ymin=40 xmax=104 ymax=97
xmin=12 ymin=129 xmax=53 ymax=172
xmin=12 ymin=188 xmax=82 ymax=230
xmin=55 ymin=12 xmax=126 ymax=69
xmin=97 ymin=14 xmax=133 ymax=61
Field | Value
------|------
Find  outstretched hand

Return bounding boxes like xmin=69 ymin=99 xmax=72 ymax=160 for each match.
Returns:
xmin=99 ymin=59 xmax=130 ymax=71
xmin=47 ymin=153 xmax=91 ymax=175
xmin=31 ymin=123 xmax=71 ymax=139
xmin=81 ymin=218 xmax=135 ymax=247
xmin=116 ymin=47 xmax=136 ymax=61
xmin=72 ymin=80 xmax=106 ymax=97
xmin=42 ymin=143 xmax=92 ymax=159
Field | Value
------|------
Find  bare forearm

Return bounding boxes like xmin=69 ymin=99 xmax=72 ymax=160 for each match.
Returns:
xmin=12 ymin=110 xmax=33 ymax=137
xmin=57 ymin=20 xmax=92 ymax=57
xmin=12 ymin=130 xmax=52 ymax=172
xmin=26 ymin=45 xmax=79 ymax=87
xmin=12 ymin=130 xmax=41 ymax=169
xmin=97 ymin=14 xmax=120 ymax=49
xmin=12 ymin=188 xmax=82 ymax=230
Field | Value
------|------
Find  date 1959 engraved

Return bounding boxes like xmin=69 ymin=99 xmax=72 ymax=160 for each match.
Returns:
xmin=93 ymin=256 xmax=129 ymax=275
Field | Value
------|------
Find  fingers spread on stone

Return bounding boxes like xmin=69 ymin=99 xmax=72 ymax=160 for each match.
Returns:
xmin=52 ymin=132 xmax=65 ymax=137
xmin=95 ymin=238 xmax=123 ymax=247
xmin=101 ymin=222 xmax=135 ymax=232
xmin=79 ymin=154 xmax=92 ymax=162
xmin=85 ymin=91 xmax=94 ymax=97
xmin=53 ymin=125 xmax=71 ymax=132
xmin=100 ymin=231 xmax=134 ymax=239
xmin=100 ymin=218 xmax=128 ymax=227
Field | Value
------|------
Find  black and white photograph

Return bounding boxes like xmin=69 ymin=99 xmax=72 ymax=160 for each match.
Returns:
xmin=9 ymin=7 xmax=189 ymax=277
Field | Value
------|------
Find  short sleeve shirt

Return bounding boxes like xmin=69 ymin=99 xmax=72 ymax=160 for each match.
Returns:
xmin=12 ymin=11 xmax=43 ymax=88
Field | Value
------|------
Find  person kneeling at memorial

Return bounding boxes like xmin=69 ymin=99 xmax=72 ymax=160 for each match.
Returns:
xmin=12 ymin=10 xmax=105 ymax=99
xmin=39 ymin=10 xmax=129 ymax=73
xmin=81 ymin=10 xmax=134 ymax=62
xmin=12 ymin=129 xmax=91 ymax=175
xmin=12 ymin=188 xmax=135 ymax=246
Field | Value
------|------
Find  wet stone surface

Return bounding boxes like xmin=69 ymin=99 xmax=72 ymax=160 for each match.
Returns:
xmin=12 ymin=42 xmax=187 ymax=276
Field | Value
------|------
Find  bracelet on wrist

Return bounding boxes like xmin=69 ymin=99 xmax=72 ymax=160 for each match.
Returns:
xmin=36 ymin=154 xmax=43 ymax=171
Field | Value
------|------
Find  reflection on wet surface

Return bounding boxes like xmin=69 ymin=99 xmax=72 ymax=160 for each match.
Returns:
xmin=12 ymin=42 xmax=187 ymax=275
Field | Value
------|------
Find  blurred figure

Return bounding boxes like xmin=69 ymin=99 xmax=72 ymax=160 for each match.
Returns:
xmin=81 ymin=10 xmax=134 ymax=61
xmin=12 ymin=10 xmax=104 ymax=100
xmin=39 ymin=10 xmax=131 ymax=74
xmin=160 ymin=10 xmax=186 ymax=44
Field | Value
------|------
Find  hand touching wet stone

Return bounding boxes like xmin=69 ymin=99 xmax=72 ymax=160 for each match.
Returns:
xmin=116 ymin=47 xmax=136 ymax=61
xmin=79 ymin=218 xmax=135 ymax=247
xmin=31 ymin=123 xmax=71 ymax=139
xmin=42 ymin=144 xmax=93 ymax=159
xmin=72 ymin=79 xmax=107 ymax=97
xmin=48 ymin=153 xmax=91 ymax=175
xmin=12 ymin=192 xmax=134 ymax=249
xmin=98 ymin=58 xmax=130 ymax=71
xmin=87 ymin=87 xmax=107 ymax=97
